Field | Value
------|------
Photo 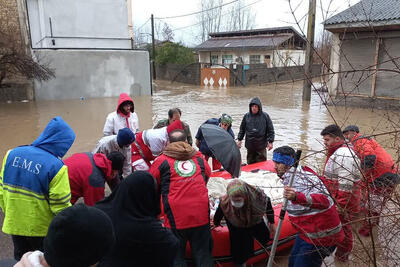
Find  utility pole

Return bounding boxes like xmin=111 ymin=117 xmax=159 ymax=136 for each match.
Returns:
xmin=151 ymin=14 xmax=157 ymax=80
xmin=302 ymin=0 xmax=316 ymax=101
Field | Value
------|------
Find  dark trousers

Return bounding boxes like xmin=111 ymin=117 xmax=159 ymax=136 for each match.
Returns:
xmin=246 ymin=149 xmax=267 ymax=165
xmin=227 ymin=220 xmax=270 ymax=264
xmin=172 ymin=224 xmax=213 ymax=267
xmin=11 ymin=235 xmax=44 ymax=260
xmin=288 ymin=235 xmax=336 ymax=267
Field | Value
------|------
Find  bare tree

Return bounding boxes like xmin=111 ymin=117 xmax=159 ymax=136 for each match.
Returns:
xmin=162 ymin=22 xmax=175 ymax=42
xmin=0 ymin=2 xmax=54 ymax=87
xmin=196 ymin=0 xmax=256 ymax=42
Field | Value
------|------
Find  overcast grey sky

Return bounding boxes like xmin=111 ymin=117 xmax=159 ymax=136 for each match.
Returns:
xmin=132 ymin=0 xmax=360 ymax=46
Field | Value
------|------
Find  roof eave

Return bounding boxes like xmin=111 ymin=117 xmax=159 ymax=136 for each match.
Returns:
xmin=324 ymin=19 xmax=400 ymax=32
xmin=194 ymin=46 xmax=302 ymax=52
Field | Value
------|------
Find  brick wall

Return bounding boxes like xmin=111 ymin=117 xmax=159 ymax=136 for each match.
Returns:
xmin=230 ymin=64 xmax=322 ymax=86
xmin=156 ymin=63 xmax=201 ymax=85
xmin=155 ymin=63 xmax=322 ymax=87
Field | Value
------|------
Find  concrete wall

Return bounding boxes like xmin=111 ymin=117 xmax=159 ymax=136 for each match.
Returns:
xmin=27 ymin=0 xmax=130 ymax=49
xmin=33 ymin=49 xmax=151 ymax=100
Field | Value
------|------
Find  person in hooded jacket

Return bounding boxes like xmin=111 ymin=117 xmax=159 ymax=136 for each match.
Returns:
xmin=237 ymin=97 xmax=275 ymax=164
xmin=195 ymin=113 xmax=234 ymax=170
xmin=103 ymin=93 xmax=139 ymax=135
xmin=64 ymin=151 xmax=125 ymax=206
xmin=0 ymin=117 xmax=75 ymax=261
xmin=149 ymin=129 xmax=213 ymax=267
xmin=95 ymin=171 xmax=179 ymax=267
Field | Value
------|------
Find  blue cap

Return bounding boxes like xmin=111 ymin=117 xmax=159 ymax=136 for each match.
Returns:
xmin=117 ymin=128 xmax=135 ymax=147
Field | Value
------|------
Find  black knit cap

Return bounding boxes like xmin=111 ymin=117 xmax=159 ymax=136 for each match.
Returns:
xmin=44 ymin=204 xmax=115 ymax=267
xmin=342 ymin=125 xmax=360 ymax=134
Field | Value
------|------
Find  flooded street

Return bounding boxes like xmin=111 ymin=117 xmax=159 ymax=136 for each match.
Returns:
xmin=1 ymin=80 xmax=398 ymax=168
xmin=0 ymin=79 xmax=399 ymax=262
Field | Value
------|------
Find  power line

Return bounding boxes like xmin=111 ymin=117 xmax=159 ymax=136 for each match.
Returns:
xmin=170 ymin=0 xmax=263 ymax=32
xmin=136 ymin=18 xmax=151 ymax=32
xmin=154 ymin=0 xmax=239 ymax=19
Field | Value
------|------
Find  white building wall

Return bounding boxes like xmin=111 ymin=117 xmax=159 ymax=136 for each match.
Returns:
xmin=27 ymin=0 xmax=131 ymax=49
xmin=328 ymin=33 xmax=341 ymax=96
xmin=199 ymin=49 xmax=305 ymax=66
xmin=273 ymin=50 xmax=306 ymax=67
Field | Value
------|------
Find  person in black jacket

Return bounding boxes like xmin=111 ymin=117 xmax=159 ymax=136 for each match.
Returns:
xmin=95 ymin=171 xmax=179 ymax=267
xmin=237 ymin=97 xmax=275 ymax=164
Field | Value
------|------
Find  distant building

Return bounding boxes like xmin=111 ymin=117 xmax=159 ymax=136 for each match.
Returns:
xmin=194 ymin=26 xmax=307 ymax=67
xmin=324 ymin=0 xmax=400 ymax=103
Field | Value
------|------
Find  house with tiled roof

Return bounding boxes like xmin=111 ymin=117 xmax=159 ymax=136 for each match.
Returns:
xmin=194 ymin=26 xmax=307 ymax=67
xmin=324 ymin=0 xmax=400 ymax=103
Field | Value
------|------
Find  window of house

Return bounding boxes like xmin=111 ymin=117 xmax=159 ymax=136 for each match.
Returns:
xmin=250 ymin=55 xmax=260 ymax=64
xmin=222 ymin=55 xmax=233 ymax=65
xmin=211 ymin=55 xmax=218 ymax=65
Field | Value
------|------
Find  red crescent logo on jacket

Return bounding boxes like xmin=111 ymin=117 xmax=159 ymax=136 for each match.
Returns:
xmin=174 ymin=160 xmax=196 ymax=177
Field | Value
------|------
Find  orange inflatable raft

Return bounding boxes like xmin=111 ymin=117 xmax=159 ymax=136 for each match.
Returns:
xmin=185 ymin=160 xmax=297 ymax=266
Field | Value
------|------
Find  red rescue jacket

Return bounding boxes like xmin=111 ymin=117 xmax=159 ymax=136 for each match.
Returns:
xmin=64 ymin=153 xmax=114 ymax=206
xmin=351 ymin=133 xmax=396 ymax=183
xmin=285 ymin=166 xmax=345 ymax=247
xmin=149 ymin=150 xmax=211 ymax=230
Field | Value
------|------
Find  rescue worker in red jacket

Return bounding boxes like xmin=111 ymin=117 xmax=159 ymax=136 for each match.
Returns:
xmin=321 ymin=124 xmax=361 ymax=262
xmin=343 ymin=125 xmax=400 ymax=236
xmin=273 ymin=146 xmax=344 ymax=267
xmin=132 ymin=120 xmax=184 ymax=171
xmin=149 ymin=129 xmax=213 ymax=267
xmin=64 ymin=151 xmax=125 ymax=206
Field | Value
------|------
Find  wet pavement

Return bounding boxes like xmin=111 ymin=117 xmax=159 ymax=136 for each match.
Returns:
xmin=0 ymin=79 xmax=398 ymax=263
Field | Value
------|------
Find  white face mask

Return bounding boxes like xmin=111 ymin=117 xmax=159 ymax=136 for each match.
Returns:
xmin=231 ymin=200 xmax=244 ymax=208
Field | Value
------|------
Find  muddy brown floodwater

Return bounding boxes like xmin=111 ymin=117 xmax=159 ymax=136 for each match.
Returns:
xmin=0 ymin=79 xmax=399 ymax=263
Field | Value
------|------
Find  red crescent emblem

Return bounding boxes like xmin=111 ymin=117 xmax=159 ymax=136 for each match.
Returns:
xmin=181 ymin=161 xmax=188 ymax=170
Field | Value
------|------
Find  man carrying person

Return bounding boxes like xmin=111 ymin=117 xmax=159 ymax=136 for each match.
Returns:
xmin=343 ymin=125 xmax=400 ymax=236
xmin=237 ymin=97 xmax=275 ymax=164
xmin=321 ymin=124 xmax=361 ymax=262
xmin=93 ymin=128 xmax=135 ymax=178
xmin=0 ymin=117 xmax=75 ymax=260
xmin=149 ymin=129 xmax=213 ymax=267
xmin=195 ymin=113 xmax=234 ymax=170
xmin=132 ymin=120 xmax=184 ymax=171
xmin=154 ymin=107 xmax=193 ymax=146
xmin=64 ymin=151 xmax=125 ymax=206
xmin=103 ymin=93 xmax=139 ymax=135
xmin=273 ymin=145 xmax=344 ymax=267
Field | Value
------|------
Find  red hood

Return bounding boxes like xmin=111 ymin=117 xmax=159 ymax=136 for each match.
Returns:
xmin=93 ymin=153 xmax=113 ymax=180
xmin=117 ymin=93 xmax=134 ymax=117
